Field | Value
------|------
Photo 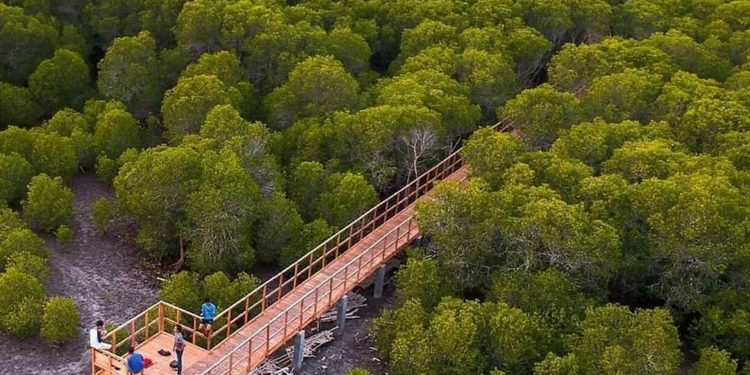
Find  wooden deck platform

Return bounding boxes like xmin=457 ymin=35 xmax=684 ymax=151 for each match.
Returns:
xmin=93 ymin=332 xmax=208 ymax=375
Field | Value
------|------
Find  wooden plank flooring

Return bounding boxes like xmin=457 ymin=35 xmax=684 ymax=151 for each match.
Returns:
xmin=178 ymin=166 xmax=469 ymax=375
xmin=93 ymin=332 xmax=207 ymax=375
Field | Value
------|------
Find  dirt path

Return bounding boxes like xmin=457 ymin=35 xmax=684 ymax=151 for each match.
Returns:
xmin=0 ymin=174 xmax=159 ymax=375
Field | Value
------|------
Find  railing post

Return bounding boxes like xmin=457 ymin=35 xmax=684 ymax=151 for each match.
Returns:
xmin=227 ymin=310 xmax=232 ymax=336
xmin=395 ymin=226 xmax=400 ymax=251
xmin=336 ymin=233 xmax=341 ymax=254
xmin=293 ymin=263 xmax=299 ymax=288
xmin=328 ymin=279 xmax=333 ymax=305
xmin=145 ymin=310 xmax=149 ymax=338
xmin=278 ymin=273 xmax=284 ymax=300
xmin=343 ymin=264 xmax=348 ymax=290
xmin=158 ymin=303 xmax=164 ymax=332
xmin=308 ymin=253 xmax=313 ymax=278
xmin=322 ymin=242 xmax=328 ymax=267
xmin=313 ymin=288 xmax=319 ymax=317
xmin=192 ymin=316 xmax=197 ymax=345
xmin=130 ymin=321 xmax=136 ymax=347
xmin=261 ymin=284 xmax=267 ymax=311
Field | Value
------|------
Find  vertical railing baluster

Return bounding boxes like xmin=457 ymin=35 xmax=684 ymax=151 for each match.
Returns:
xmin=308 ymin=253 xmax=314 ymax=278
xmin=293 ymin=263 xmax=299 ymax=288
xmin=129 ymin=321 xmax=136 ymax=347
xmin=261 ymin=284 xmax=267 ymax=311
xmin=227 ymin=310 xmax=232 ymax=336
xmin=313 ymin=288 xmax=319 ymax=317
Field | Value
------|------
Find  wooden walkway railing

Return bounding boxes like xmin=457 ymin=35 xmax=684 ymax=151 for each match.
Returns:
xmin=200 ymin=213 xmax=424 ymax=375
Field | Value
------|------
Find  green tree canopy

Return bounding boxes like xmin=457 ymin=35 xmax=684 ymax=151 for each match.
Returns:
xmin=28 ymin=49 xmax=91 ymax=116
xmin=97 ymin=32 xmax=163 ymax=117
xmin=264 ymin=56 xmax=360 ymax=130
xmin=161 ymin=75 xmax=243 ymax=143
xmin=499 ymin=84 xmax=583 ymax=149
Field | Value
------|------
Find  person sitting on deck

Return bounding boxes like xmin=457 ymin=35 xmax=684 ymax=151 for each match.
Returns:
xmin=198 ymin=298 xmax=217 ymax=336
xmin=126 ymin=347 xmax=146 ymax=375
xmin=89 ymin=320 xmax=112 ymax=350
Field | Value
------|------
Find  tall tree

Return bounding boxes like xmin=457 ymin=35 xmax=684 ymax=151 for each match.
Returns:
xmin=97 ymin=32 xmax=163 ymax=118
xmin=28 ymin=49 xmax=91 ymax=116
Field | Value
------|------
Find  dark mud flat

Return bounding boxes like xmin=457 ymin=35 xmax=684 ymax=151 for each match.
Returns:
xmin=0 ymin=174 xmax=159 ymax=375
xmin=299 ymin=286 xmax=397 ymax=375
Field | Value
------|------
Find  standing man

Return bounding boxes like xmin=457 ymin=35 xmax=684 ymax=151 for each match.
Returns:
xmin=126 ymin=347 xmax=146 ymax=375
xmin=173 ymin=324 xmax=185 ymax=375
xmin=89 ymin=320 xmax=112 ymax=350
xmin=198 ymin=298 xmax=217 ymax=336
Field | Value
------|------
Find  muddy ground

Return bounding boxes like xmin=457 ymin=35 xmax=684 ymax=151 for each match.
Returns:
xmin=0 ymin=174 xmax=159 ymax=375
xmin=298 ymin=282 xmax=397 ymax=375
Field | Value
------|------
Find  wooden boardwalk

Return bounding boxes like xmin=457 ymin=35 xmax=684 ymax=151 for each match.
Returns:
xmin=92 ymin=145 xmax=470 ymax=375
xmin=186 ymin=166 xmax=468 ymax=375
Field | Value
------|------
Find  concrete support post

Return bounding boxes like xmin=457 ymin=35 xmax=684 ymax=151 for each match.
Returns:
xmin=374 ymin=265 xmax=386 ymax=299
xmin=293 ymin=330 xmax=305 ymax=371
xmin=336 ymin=295 xmax=349 ymax=335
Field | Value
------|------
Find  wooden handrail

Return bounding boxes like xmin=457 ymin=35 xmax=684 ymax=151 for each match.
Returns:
xmin=101 ymin=301 xmax=162 ymax=342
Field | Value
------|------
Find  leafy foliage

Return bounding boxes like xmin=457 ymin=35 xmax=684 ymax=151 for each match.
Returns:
xmin=23 ymin=174 xmax=74 ymax=232
xmin=40 ymin=297 xmax=80 ymax=344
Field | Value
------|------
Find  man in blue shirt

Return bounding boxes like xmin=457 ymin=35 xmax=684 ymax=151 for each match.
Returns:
xmin=126 ymin=347 xmax=145 ymax=375
xmin=198 ymin=298 xmax=217 ymax=336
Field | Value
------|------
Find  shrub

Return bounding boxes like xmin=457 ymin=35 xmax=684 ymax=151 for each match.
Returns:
xmin=90 ymin=197 xmax=113 ymax=232
xmin=345 ymin=369 xmax=372 ymax=375
xmin=2 ymin=297 xmax=44 ymax=338
xmin=95 ymin=154 xmax=118 ymax=183
xmin=0 ymin=152 xmax=35 ymax=204
xmin=41 ymin=297 xmax=81 ymax=344
xmin=56 ymin=224 xmax=73 ymax=244
xmin=0 ymin=228 xmax=49 ymax=271
xmin=7 ymin=252 xmax=49 ymax=282
xmin=23 ymin=174 xmax=74 ymax=232
xmin=0 ymin=268 xmax=45 ymax=337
